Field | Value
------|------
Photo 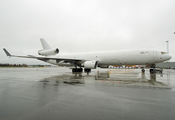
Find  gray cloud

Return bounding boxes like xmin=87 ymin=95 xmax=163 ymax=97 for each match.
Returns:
xmin=0 ymin=0 xmax=175 ymax=64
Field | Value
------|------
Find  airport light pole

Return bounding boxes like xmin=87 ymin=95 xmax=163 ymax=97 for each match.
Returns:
xmin=166 ymin=41 xmax=170 ymax=68
xmin=166 ymin=41 xmax=169 ymax=54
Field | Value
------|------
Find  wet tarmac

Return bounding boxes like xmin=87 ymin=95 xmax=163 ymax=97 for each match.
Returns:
xmin=0 ymin=68 xmax=175 ymax=120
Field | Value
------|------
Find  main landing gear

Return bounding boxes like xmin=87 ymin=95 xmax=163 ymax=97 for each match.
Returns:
xmin=72 ymin=68 xmax=83 ymax=72
xmin=84 ymin=69 xmax=91 ymax=72
xmin=72 ymin=68 xmax=91 ymax=73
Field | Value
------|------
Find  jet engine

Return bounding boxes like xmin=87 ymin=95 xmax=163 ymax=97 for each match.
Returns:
xmin=84 ymin=61 xmax=98 ymax=69
xmin=38 ymin=48 xmax=59 ymax=56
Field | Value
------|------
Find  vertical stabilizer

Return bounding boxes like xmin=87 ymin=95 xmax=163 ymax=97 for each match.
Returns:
xmin=40 ymin=38 xmax=51 ymax=50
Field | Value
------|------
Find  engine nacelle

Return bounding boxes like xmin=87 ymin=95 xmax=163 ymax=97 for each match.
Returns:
xmin=38 ymin=48 xmax=59 ymax=56
xmin=84 ymin=61 xmax=98 ymax=69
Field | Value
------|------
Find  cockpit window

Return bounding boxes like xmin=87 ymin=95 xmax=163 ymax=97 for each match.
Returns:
xmin=161 ymin=52 xmax=166 ymax=54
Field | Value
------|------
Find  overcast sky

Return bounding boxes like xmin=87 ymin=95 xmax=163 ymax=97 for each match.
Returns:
xmin=0 ymin=0 xmax=175 ymax=64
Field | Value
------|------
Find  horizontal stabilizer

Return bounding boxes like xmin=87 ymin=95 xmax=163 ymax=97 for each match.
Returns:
xmin=3 ymin=48 xmax=11 ymax=56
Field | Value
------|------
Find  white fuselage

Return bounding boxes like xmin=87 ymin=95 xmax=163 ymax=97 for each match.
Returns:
xmin=46 ymin=49 xmax=172 ymax=67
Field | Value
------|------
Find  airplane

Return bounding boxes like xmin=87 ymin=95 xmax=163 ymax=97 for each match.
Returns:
xmin=3 ymin=38 xmax=172 ymax=73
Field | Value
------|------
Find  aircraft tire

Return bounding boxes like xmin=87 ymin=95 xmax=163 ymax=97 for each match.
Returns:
xmin=84 ymin=69 xmax=91 ymax=72
xmin=72 ymin=68 xmax=83 ymax=72
xmin=142 ymin=69 xmax=145 ymax=73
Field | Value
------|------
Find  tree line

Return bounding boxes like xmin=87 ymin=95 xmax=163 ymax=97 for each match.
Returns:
xmin=0 ymin=63 xmax=28 ymax=67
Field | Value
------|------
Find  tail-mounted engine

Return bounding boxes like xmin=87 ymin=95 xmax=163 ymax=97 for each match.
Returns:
xmin=38 ymin=48 xmax=59 ymax=56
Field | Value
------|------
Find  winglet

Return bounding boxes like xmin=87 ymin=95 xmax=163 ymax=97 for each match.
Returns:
xmin=3 ymin=48 xmax=11 ymax=57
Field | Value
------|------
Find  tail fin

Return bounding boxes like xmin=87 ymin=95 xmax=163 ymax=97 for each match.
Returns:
xmin=40 ymin=38 xmax=51 ymax=50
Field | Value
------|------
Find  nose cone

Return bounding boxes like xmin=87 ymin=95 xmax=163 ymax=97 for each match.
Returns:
xmin=165 ymin=54 xmax=172 ymax=61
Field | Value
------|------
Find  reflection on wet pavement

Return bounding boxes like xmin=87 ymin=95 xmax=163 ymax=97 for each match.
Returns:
xmin=1 ymin=68 xmax=175 ymax=120
xmin=38 ymin=68 xmax=174 ymax=89
xmin=39 ymin=73 xmax=85 ymax=87
xmin=97 ymin=69 xmax=173 ymax=89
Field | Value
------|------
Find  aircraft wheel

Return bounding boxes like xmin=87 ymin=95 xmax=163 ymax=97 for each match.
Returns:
xmin=84 ymin=69 xmax=91 ymax=72
xmin=72 ymin=68 xmax=75 ymax=72
xmin=150 ymin=69 xmax=156 ymax=73
xmin=72 ymin=68 xmax=83 ymax=72
xmin=142 ymin=69 xmax=145 ymax=73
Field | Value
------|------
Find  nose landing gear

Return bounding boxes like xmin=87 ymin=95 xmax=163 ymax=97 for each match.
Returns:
xmin=141 ymin=64 xmax=161 ymax=73
xmin=142 ymin=69 xmax=145 ymax=73
xmin=150 ymin=64 xmax=156 ymax=73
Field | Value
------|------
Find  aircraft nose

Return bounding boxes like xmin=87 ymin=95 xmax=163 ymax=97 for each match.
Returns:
xmin=165 ymin=54 xmax=172 ymax=60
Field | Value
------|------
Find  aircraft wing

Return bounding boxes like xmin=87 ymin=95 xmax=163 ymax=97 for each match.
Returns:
xmin=3 ymin=48 xmax=86 ymax=62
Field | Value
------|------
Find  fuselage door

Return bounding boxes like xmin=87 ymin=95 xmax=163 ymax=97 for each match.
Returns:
xmin=153 ymin=51 xmax=157 ymax=58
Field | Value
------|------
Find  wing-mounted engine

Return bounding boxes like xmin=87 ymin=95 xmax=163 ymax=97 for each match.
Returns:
xmin=38 ymin=48 xmax=59 ymax=56
xmin=84 ymin=61 xmax=98 ymax=69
